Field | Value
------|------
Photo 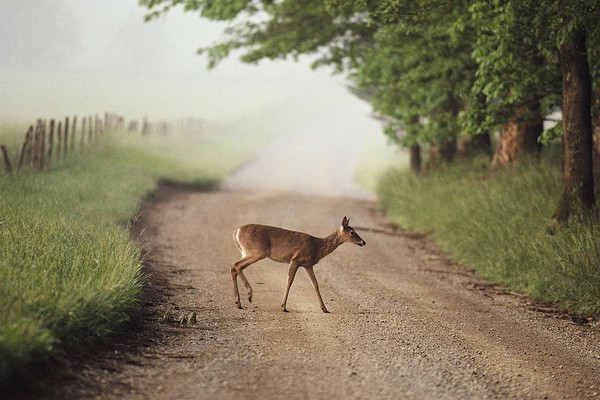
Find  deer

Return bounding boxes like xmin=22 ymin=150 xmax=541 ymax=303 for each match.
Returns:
xmin=230 ymin=217 xmax=366 ymax=313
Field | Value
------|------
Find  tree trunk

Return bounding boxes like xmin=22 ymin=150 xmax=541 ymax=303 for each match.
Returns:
xmin=458 ymin=133 xmax=492 ymax=159
xmin=491 ymin=115 xmax=542 ymax=167
xmin=552 ymin=29 xmax=595 ymax=224
xmin=409 ymin=143 xmax=421 ymax=174
xmin=426 ymin=138 xmax=457 ymax=170
xmin=593 ymin=87 xmax=600 ymax=179
xmin=439 ymin=138 xmax=457 ymax=162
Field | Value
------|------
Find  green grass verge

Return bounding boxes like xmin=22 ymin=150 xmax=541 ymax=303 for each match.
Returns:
xmin=377 ymin=149 xmax=600 ymax=316
xmin=0 ymin=120 xmax=276 ymax=386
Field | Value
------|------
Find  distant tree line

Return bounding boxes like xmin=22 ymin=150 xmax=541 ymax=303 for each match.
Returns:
xmin=140 ymin=0 xmax=600 ymax=224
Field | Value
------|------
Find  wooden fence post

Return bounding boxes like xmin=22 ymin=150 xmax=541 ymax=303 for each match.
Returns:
xmin=71 ymin=116 xmax=77 ymax=151
xmin=32 ymin=120 xmax=40 ymax=169
xmin=88 ymin=115 xmax=91 ymax=142
xmin=81 ymin=117 xmax=86 ymax=146
xmin=1 ymin=144 xmax=12 ymax=175
xmin=64 ymin=117 xmax=69 ymax=156
xmin=35 ymin=119 xmax=44 ymax=170
xmin=6 ymin=111 xmax=125 ymax=176
xmin=47 ymin=119 xmax=55 ymax=165
xmin=18 ymin=126 xmax=33 ymax=171
xmin=92 ymin=115 xmax=98 ymax=141
xmin=39 ymin=120 xmax=46 ymax=170
xmin=56 ymin=120 xmax=62 ymax=158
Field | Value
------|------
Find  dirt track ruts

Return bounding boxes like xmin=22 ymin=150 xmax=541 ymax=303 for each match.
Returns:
xmin=46 ymin=182 xmax=600 ymax=400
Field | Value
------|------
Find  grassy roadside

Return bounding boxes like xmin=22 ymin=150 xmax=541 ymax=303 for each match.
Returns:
xmin=0 ymin=142 xmax=195 ymax=386
xmin=0 ymin=118 xmax=280 ymax=387
xmin=376 ymin=148 xmax=600 ymax=317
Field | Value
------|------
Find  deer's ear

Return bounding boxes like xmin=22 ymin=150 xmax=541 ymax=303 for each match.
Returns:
xmin=342 ymin=217 xmax=349 ymax=227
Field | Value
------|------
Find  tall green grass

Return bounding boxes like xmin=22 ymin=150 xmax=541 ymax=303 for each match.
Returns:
xmin=377 ymin=149 xmax=600 ymax=316
xmin=0 ymin=121 xmax=270 ymax=385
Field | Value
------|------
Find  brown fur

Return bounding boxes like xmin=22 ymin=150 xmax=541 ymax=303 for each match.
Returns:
xmin=231 ymin=217 xmax=365 ymax=313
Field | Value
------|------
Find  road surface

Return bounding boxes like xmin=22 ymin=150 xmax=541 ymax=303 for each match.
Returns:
xmin=48 ymin=101 xmax=599 ymax=399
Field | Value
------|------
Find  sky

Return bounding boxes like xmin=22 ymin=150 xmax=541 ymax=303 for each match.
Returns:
xmin=0 ymin=0 xmax=360 ymax=123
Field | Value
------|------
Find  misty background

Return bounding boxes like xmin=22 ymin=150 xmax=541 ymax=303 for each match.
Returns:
xmin=0 ymin=0 xmax=375 ymax=123
xmin=1 ymin=0 xmax=404 ymax=195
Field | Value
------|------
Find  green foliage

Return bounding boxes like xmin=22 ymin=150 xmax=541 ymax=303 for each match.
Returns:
xmin=140 ymin=0 xmax=258 ymax=21
xmin=377 ymin=149 xmax=600 ymax=316
xmin=323 ymin=0 xmax=370 ymax=15
xmin=355 ymin=1 xmax=476 ymax=148
xmin=140 ymin=0 xmax=600 ymax=152
xmin=463 ymin=1 xmax=560 ymax=136
xmin=141 ymin=0 xmax=374 ymax=72
xmin=463 ymin=0 xmax=600 ymax=139
xmin=538 ymin=122 xmax=563 ymax=145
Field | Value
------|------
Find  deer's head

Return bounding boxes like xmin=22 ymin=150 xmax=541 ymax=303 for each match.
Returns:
xmin=340 ymin=216 xmax=366 ymax=246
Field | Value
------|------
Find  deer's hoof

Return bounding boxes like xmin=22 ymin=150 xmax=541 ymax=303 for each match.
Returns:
xmin=322 ymin=308 xmax=330 ymax=313
xmin=236 ymin=302 xmax=243 ymax=309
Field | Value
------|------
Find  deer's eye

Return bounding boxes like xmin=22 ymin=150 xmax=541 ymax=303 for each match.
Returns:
xmin=349 ymin=231 xmax=355 ymax=236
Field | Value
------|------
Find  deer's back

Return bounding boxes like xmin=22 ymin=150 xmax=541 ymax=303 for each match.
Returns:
xmin=236 ymin=224 xmax=318 ymax=264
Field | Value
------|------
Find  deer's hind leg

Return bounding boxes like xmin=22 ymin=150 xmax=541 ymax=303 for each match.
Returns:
xmin=231 ymin=255 xmax=263 ymax=309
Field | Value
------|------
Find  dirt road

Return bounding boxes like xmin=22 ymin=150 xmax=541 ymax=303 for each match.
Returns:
xmin=48 ymin=101 xmax=599 ymax=399
xmin=46 ymin=183 xmax=599 ymax=400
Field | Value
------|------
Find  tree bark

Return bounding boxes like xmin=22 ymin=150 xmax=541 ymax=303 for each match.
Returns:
xmin=491 ymin=115 xmax=543 ymax=167
xmin=458 ymin=133 xmax=492 ymax=159
xmin=439 ymin=138 xmax=457 ymax=162
xmin=409 ymin=143 xmax=421 ymax=174
xmin=426 ymin=138 xmax=457 ymax=170
xmin=593 ymin=87 xmax=600 ymax=179
xmin=552 ymin=29 xmax=595 ymax=223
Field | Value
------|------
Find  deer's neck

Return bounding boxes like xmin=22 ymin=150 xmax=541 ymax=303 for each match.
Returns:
xmin=316 ymin=230 xmax=343 ymax=262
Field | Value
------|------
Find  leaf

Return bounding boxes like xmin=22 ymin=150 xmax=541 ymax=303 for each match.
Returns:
xmin=538 ymin=121 xmax=563 ymax=145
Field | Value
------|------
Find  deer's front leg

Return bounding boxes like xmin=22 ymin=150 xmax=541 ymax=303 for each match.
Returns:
xmin=304 ymin=265 xmax=329 ymax=313
xmin=281 ymin=260 xmax=299 ymax=312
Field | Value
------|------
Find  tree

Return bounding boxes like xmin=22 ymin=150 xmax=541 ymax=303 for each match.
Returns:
xmin=141 ymin=0 xmax=489 ymax=173
xmin=518 ymin=0 xmax=599 ymax=223
xmin=594 ymin=88 xmax=600 ymax=178
xmin=465 ymin=1 xmax=560 ymax=167
xmin=141 ymin=0 xmax=374 ymax=72
xmin=552 ymin=14 xmax=595 ymax=223
xmin=331 ymin=0 xmax=488 ymax=170
xmin=141 ymin=0 xmax=599 ymax=222
xmin=465 ymin=0 xmax=598 ymax=222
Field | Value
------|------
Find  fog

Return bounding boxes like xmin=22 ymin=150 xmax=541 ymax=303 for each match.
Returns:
xmin=0 ymin=0 xmax=365 ymax=123
xmin=1 ymin=1 xmax=397 ymax=195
